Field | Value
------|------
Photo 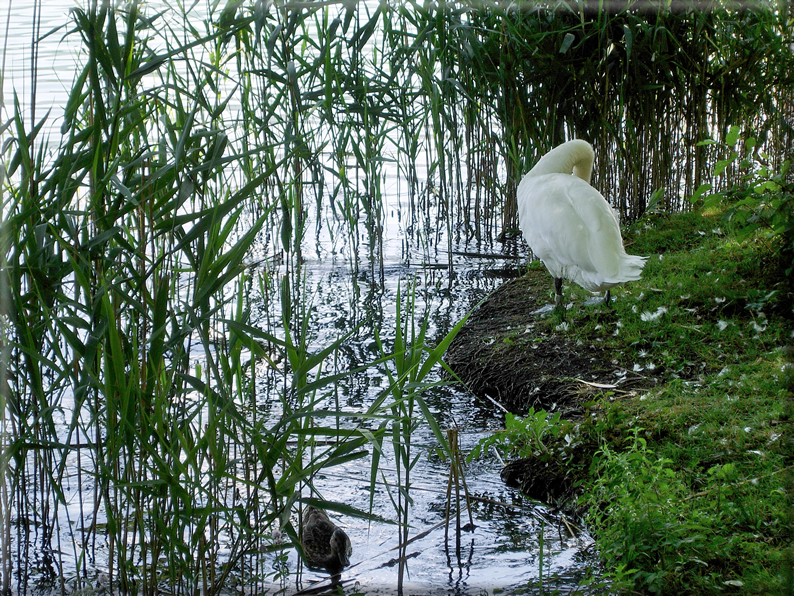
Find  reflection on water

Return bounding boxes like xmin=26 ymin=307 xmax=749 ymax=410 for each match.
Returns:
xmin=2 ymin=1 xmax=83 ymax=141
xmin=242 ymin=250 xmax=600 ymax=595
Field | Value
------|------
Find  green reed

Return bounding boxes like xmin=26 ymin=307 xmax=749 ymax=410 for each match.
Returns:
xmin=1 ymin=0 xmax=791 ymax=593
xmin=374 ymin=280 xmax=469 ymax=593
xmin=447 ymin=0 xmax=793 ymax=223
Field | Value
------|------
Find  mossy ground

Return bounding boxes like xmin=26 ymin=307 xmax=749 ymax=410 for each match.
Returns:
xmin=449 ymin=210 xmax=793 ymax=595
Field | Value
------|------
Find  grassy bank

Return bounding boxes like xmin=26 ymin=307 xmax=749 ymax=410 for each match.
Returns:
xmin=583 ymin=209 xmax=792 ymax=594
xmin=468 ymin=209 xmax=793 ymax=594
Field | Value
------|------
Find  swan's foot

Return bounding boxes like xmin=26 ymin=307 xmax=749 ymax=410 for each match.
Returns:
xmin=554 ymin=278 xmax=563 ymax=304
xmin=553 ymin=279 xmax=567 ymax=319
xmin=531 ymin=279 xmax=564 ymax=314
xmin=584 ymin=290 xmax=612 ymax=307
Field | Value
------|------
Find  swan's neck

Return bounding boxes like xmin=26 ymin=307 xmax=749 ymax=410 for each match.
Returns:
xmin=527 ymin=140 xmax=594 ymax=184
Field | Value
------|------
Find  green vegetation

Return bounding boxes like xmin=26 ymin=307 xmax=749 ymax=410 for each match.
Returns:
xmin=694 ymin=125 xmax=794 ymax=278
xmin=448 ymin=1 xmax=793 ymax=226
xmin=0 ymin=2 xmax=467 ymax=592
xmin=1 ymin=0 xmax=791 ymax=593
xmin=473 ymin=207 xmax=793 ymax=594
xmin=469 ymin=408 xmax=573 ymax=462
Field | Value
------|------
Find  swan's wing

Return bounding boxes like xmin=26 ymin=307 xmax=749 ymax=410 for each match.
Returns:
xmin=563 ymin=180 xmax=648 ymax=285
xmin=517 ymin=174 xmax=590 ymax=279
xmin=517 ymin=174 xmax=629 ymax=289
xmin=561 ymin=178 xmax=626 ymax=277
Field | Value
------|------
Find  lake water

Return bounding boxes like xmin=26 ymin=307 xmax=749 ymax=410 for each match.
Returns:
xmin=1 ymin=2 xmax=602 ymax=594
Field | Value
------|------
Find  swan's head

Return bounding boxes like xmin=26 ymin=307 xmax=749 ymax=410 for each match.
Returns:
xmin=330 ymin=528 xmax=352 ymax=567
xmin=527 ymin=139 xmax=594 ymax=184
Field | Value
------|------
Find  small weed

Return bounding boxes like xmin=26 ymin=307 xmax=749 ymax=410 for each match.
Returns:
xmin=692 ymin=125 xmax=794 ymax=278
xmin=583 ymin=429 xmax=707 ymax=594
xmin=469 ymin=408 xmax=574 ymax=462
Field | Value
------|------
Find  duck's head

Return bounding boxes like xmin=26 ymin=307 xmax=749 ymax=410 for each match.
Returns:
xmin=330 ymin=528 xmax=352 ymax=567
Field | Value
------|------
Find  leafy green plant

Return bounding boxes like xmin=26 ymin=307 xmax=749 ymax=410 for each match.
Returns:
xmin=468 ymin=408 xmax=574 ymax=462
xmin=691 ymin=124 xmax=794 ymax=276
xmin=374 ymin=279 xmax=470 ymax=590
xmin=582 ymin=430 xmax=704 ymax=595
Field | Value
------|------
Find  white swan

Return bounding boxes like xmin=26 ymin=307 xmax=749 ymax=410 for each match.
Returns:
xmin=517 ymin=139 xmax=647 ymax=307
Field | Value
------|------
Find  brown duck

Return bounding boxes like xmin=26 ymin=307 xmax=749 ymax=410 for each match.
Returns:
xmin=301 ymin=506 xmax=352 ymax=575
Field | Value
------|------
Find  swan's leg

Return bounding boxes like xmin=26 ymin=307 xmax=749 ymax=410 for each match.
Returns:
xmin=554 ymin=278 xmax=563 ymax=307
xmin=604 ymin=289 xmax=612 ymax=306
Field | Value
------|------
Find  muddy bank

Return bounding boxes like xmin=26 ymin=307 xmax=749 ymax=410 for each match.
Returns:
xmin=446 ymin=269 xmax=629 ymax=416
xmin=446 ymin=270 xmax=642 ymax=511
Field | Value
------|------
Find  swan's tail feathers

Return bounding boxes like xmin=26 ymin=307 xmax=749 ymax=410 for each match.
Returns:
xmin=615 ymin=254 xmax=648 ymax=283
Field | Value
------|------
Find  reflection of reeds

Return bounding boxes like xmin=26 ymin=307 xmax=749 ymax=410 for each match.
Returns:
xmin=1 ymin=0 xmax=790 ymax=592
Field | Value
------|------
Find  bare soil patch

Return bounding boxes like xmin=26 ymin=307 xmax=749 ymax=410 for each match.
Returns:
xmin=446 ymin=269 xmax=639 ymax=416
xmin=446 ymin=270 xmax=650 ymax=512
